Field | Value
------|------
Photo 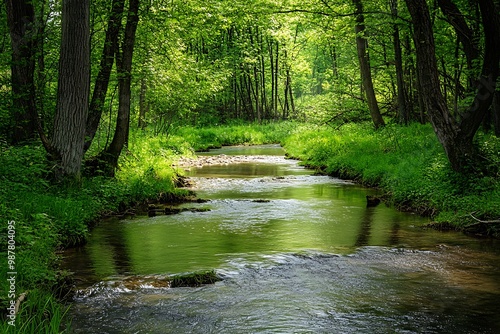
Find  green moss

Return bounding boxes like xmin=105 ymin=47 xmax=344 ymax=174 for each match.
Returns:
xmin=170 ymin=270 xmax=221 ymax=287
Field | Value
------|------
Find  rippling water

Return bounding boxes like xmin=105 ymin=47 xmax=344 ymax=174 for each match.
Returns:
xmin=63 ymin=145 xmax=500 ymax=333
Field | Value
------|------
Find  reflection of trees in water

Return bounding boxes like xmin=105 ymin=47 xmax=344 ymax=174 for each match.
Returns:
xmin=355 ymin=205 xmax=402 ymax=247
xmin=355 ymin=207 xmax=375 ymax=247
xmin=389 ymin=219 xmax=401 ymax=245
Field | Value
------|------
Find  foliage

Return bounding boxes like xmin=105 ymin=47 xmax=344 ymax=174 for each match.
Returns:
xmin=173 ymin=121 xmax=296 ymax=151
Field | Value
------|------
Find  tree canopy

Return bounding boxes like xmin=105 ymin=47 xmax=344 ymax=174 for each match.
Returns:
xmin=1 ymin=0 xmax=499 ymax=175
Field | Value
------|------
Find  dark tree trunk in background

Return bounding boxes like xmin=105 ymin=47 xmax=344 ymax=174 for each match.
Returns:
xmin=352 ymin=0 xmax=385 ymax=129
xmin=99 ymin=0 xmax=140 ymax=174
xmin=5 ymin=0 xmax=38 ymax=144
xmin=493 ymin=90 xmax=500 ymax=136
xmin=405 ymin=0 xmax=500 ymax=172
xmin=52 ymin=0 xmax=90 ymax=179
xmin=84 ymin=0 xmax=125 ymax=152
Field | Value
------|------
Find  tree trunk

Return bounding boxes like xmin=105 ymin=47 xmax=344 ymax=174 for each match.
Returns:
xmin=404 ymin=0 xmax=500 ymax=172
xmin=352 ymin=0 xmax=385 ymax=129
xmin=100 ymin=0 xmax=140 ymax=174
xmin=493 ymin=90 xmax=500 ymax=137
xmin=437 ymin=0 xmax=480 ymax=89
xmin=138 ymin=77 xmax=149 ymax=129
xmin=390 ymin=0 xmax=410 ymax=125
xmin=84 ymin=0 xmax=125 ymax=152
xmin=52 ymin=0 xmax=90 ymax=179
xmin=5 ymin=0 xmax=38 ymax=144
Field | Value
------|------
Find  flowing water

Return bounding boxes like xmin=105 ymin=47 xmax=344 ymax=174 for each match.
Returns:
xmin=63 ymin=145 xmax=500 ymax=333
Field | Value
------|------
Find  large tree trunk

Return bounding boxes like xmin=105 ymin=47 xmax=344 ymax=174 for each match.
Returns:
xmin=84 ymin=0 xmax=125 ymax=152
xmin=404 ymin=0 xmax=500 ymax=172
xmin=352 ymin=0 xmax=385 ymax=129
xmin=99 ymin=0 xmax=140 ymax=174
xmin=52 ymin=0 xmax=90 ymax=179
xmin=5 ymin=0 xmax=38 ymax=144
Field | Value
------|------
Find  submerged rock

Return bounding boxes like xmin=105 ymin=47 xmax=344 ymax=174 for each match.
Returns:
xmin=366 ymin=195 xmax=381 ymax=207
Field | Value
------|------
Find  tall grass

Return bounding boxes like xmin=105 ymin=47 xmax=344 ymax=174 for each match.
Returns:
xmin=0 ymin=290 xmax=71 ymax=334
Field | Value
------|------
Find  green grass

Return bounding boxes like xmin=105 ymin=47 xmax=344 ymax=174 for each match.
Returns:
xmin=0 ymin=290 xmax=71 ymax=334
xmin=283 ymin=122 xmax=500 ymax=235
xmin=173 ymin=121 xmax=296 ymax=151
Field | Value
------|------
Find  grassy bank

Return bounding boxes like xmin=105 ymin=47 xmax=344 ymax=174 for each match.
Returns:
xmin=282 ymin=122 xmax=500 ymax=236
xmin=0 ymin=121 xmax=292 ymax=333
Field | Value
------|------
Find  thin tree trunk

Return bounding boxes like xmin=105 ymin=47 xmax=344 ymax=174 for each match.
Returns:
xmin=138 ymin=77 xmax=148 ymax=129
xmin=274 ymin=42 xmax=279 ymax=119
xmin=268 ymin=38 xmax=276 ymax=118
xmin=258 ymin=30 xmax=267 ymax=119
xmin=84 ymin=0 xmax=125 ymax=152
xmin=352 ymin=0 xmax=385 ymax=129
xmin=100 ymin=0 xmax=140 ymax=173
xmin=390 ymin=0 xmax=409 ymax=125
xmin=493 ymin=90 xmax=500 ymax=136
xmin=52 ymin=0 xmax=90 ymax=179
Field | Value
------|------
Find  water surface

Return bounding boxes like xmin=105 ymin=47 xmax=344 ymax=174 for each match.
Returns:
xmin=64 ymin=145 xmax=500 ymax=333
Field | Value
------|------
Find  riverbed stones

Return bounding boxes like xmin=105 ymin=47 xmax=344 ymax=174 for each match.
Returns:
xmin=174 ymin=154 xmax=286 ymax=169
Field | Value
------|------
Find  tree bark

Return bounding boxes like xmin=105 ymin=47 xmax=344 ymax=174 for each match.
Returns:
xmin=352 ymin=0 xmax=385 ymax=129
xmin=52 ymin=0 xmax=90 ymax=179
xmin=493 ymin=90 xmax=500 ymax=136
xmin=404 ymin=0 xmax=500 ymax=172
xmin=84 ymin=0 xmax=125 ymax=152
xmin=99 ymin=0 xmax=140 ymax=174
xmin=4 ymin=0 xmax=38 ymax=144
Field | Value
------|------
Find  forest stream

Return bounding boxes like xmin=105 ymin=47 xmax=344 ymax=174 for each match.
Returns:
xmin=62 ymin=145 xmax=500 ymax=333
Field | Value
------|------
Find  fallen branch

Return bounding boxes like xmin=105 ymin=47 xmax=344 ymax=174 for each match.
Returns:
xmin=469 ymin=213 xmax=500 ymax=224
xmin=15 ymin=292 xmax=28 ymax=314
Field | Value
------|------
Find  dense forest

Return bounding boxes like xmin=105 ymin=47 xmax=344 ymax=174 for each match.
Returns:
xmin=2 ymin=0 xmax=499 ymax=175
xmin=1 ymin=0 xmax=500 ymax=332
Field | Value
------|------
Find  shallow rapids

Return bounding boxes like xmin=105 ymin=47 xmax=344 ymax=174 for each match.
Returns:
xmin=64 ymin=145 xmax=500 ymax=333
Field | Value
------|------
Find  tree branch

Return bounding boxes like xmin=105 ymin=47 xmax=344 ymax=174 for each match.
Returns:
xmin=469 ymin=212 xmax=500 ymax=224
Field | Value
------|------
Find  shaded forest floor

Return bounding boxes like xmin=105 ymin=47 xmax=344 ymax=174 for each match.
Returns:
xmin=1 ymin=121 xmax=499 ymax=332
